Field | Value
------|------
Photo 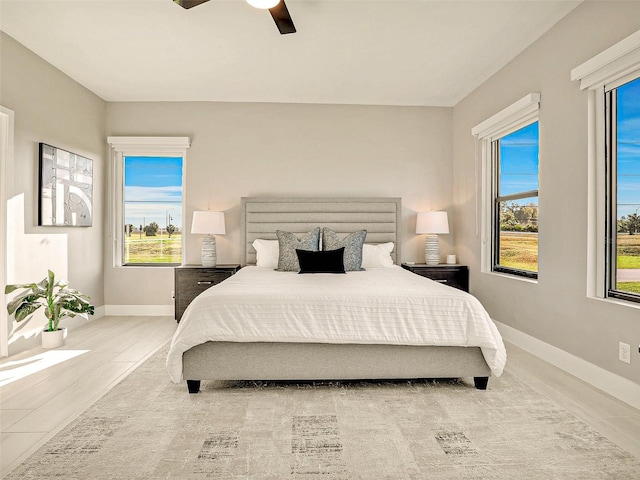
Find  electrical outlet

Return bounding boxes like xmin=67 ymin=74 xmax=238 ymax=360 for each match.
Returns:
xmin=619 ymin=342 xmax=631 ymax=364
xmin=171 ymin=290 xmax=175 ymax=300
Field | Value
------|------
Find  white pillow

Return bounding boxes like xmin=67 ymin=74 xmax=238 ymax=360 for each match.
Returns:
xmin=362 ymin=242 xmax=394 ymax=268
xmin=252 ymin=239 xmax=279 ymax=268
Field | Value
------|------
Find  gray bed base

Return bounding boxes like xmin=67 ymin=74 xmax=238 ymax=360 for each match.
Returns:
xmin=181 ymin=196 xmax=492 ymax=393
xmin=183 ymin=342 xmax=491 ymax=393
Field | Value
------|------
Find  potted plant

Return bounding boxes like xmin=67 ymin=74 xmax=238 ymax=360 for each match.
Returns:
xmin=5 ymin=270 xmax=95 ymax=348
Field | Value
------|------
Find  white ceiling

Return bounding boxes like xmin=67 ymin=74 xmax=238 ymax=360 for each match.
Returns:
xmin=0 ymin=0 xmax=581 ymax=106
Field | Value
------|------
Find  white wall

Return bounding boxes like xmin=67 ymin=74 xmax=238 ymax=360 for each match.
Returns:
xmin=452 ymin=1 xmax=640 ymax=385
xmin=104 ymin=102 xmax=454 ymax=306
xmin=0 ymin=32 xmax=106 ymax=355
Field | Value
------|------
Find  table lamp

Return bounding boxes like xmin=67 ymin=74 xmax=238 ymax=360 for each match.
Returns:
xmin=416 ymin=211 xmax=449 ymax=265
xmin=191 ymin=211 xmax=225 ymax=267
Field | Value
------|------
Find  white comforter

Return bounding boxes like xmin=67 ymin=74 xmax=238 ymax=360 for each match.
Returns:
xmin=166 ymin=266 xmax=507 ymax=382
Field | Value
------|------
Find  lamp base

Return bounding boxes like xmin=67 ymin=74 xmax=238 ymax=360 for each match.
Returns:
xmin=425 ymin=234 xmax=440 ymax=265
xmin=201 ymin=235 xmax=217 ymax=267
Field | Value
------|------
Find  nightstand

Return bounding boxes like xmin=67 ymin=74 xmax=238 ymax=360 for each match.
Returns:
xmin=401 ymin=263 xmax=469 ymax=292
xmin=174 ymin=264 xmax=241 ymax=321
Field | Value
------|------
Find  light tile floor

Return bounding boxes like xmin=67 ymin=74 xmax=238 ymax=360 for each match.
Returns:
xmin=0 ymin=316 xmax=177 ymax=478
xmin=1 ymin=316 xmax=639 ymax=478
xmin=505 ymin=342 xmax=640 ymax=460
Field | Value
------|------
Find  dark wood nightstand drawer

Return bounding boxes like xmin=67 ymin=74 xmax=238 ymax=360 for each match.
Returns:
xmin=174 ymin=265 xmax=241 ymax=321
xmin=401 ymin=264 xmax=469 ymax=292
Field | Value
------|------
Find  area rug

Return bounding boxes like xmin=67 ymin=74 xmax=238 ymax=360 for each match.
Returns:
xmin=6 ymin=345 xmax=640 ymax=480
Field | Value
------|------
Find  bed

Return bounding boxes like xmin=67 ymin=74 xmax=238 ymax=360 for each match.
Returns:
xmin=166 ymin=197 xmax=506 ymax=393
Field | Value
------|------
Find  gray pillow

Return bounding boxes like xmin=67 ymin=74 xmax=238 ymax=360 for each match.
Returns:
xmin=322 ymin=228 xmax=367 ymax=271
xmin=276 ymin=228 xmax=321 ymax=271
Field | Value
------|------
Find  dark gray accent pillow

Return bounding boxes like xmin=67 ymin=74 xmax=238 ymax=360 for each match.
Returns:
xmin=322 ymin=228 xmax=367 ymax=271
xmin=276 ymin=228 xmax=321 ymax=272
xmin=296 ymin=247 xmax=346 ymax=274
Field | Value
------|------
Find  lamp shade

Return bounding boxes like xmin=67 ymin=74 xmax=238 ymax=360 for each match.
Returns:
xmin=416 ymin=211 xmax=449 ymax=235
xmin=191 ymin=211 xmax=225 ymax=235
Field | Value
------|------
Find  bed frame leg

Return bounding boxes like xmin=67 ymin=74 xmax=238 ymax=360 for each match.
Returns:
xmin=187 ymin=380 xmax=201 ymax=394
xmin=473 ymin=377 xmax=489 ymax=390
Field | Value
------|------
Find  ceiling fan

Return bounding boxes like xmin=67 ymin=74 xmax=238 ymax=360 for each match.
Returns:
xmin=174 ymin=0 xmax=296 ymax=35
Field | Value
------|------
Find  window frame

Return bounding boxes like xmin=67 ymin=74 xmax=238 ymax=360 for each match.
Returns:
xmin=491 ymin=123 xmax=540 ymax=279
xmin=604 ymin=73 xmax=640 ymax=304
xmin=472 ymin=93 xmax=541 ymax=280
xmin=571 ymin=29 xmax=640 ymax=307
xmin=107 ymin=137 xmax=190 ymax=268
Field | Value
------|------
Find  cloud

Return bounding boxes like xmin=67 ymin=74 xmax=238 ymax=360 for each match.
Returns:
xmin=124 ymin=203 xmax=183 ymax=227
xmin=125 ymin=186 xmax=182 ymax=203
xmin=123 ymin=186 xmax=183 ymax=227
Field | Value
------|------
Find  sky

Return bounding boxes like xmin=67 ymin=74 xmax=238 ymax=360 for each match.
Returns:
xmin=617 ymin=76 xmax=640 ymax=219
xmin=499 ymin=121 xmax=539 ymax=206
xmin=124 ymin=156 xmax=183 ymax=230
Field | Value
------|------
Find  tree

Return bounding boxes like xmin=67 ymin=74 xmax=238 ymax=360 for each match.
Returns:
xmin=618 ymin=216 xmax=629 ymax=234
xmin=627 ymin=213 xmax=640 ymax=235
xmin=144 ymin=222 xmax=159 ymax=236
xmin=500 ymin=201 xmax=538 ymax=232
xmin=166 ymin=224 xmax=177 ymax=238
xmin=499 ymin=206 xmax=519 ymax=231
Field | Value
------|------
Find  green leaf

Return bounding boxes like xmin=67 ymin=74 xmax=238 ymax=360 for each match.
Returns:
xmin=7 ymin=292 xmax=43 ymax=316
xmin=4 ymin=282 xmax=37 ymax=294
xmin=15 ymin=303 xmax=41 ymax=322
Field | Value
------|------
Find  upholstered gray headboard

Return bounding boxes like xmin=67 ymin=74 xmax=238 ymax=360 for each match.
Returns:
xmin=241 ymin=197 xmax=402 ymax=266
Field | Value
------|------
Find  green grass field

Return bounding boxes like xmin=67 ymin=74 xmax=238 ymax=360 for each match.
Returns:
xmin=618 ymin=282 xmax=640 ymax=294
xmin=499 ymin=232 xmax=539 ymax=272
xmin=615 ymin=235 xmax=640 ymax=292
xmin=500 ymin=232 xmax=640 ymax=293
xmin=124 ymin=233 xmax=182 ymax=264
xmin=617 ymin=256 xmax=640 ymax=268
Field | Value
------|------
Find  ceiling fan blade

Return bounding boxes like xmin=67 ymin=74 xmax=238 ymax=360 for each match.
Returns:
xmin=269 ymin=0 xmax=296 ymax=35
xmin=174 ymin=0 xmax=209 ymax=9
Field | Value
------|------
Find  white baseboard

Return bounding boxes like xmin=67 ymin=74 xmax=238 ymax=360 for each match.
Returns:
xmin=104 ymin=305 xmax=174 ymax=317
xmin=494 ymin=320 xmax=640 ymax=410
xmin=92 ymin=305 xmax=106 ymax=320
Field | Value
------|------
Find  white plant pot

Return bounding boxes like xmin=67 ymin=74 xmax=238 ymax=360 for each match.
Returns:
xmin=42 ymin=327 xmax=67 ymax=348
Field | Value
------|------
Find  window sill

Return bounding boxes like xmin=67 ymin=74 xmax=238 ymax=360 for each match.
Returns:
xmin=587 ymin=294 xmax=640 ymax=311
xmin=482 ymin=270 xmax=539 ymax=285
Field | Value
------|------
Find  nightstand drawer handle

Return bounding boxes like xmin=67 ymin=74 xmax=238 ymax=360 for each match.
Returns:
xmin=435 ymin=279 xmax=448 ymax=283
xmin=197 ymin=281 xmax=213 ymax=285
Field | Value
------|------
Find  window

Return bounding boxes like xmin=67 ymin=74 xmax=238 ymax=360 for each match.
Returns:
xmin=472 ymin=93 xmax=541 ymax=279
xmin=492 ymin=122 xmax=539 ymax=277
xmin=123 ymin=156 xmax=183 ymax=265
xmin=605 ymin=75 xmax=640 ymax=303
xmin=107 ymin=137 xmax=190 ymax=267
xmin=571 ymin=29 xmax=640 ymax=305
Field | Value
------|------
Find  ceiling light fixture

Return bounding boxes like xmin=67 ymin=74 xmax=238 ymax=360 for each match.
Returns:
xmin=246 ymin=0 xmax=280 ymax=9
